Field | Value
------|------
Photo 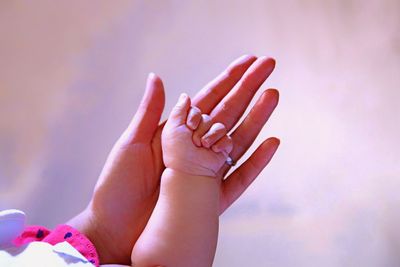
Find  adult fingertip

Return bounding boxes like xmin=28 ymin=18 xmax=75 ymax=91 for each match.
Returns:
xmin=148 ymin=72 xmax=156 ymax=80
xmin=239 ymin=54 xmax=257 ymax=62
xmin=227 ymin=54 xmax=258 ymax=74
xmin=145 ymin=72 xmax=164 ymax=93
xmin=260 ymin=56 xmax=276 ymax=65
xmin=144 ymin=72 xmax=165 ymax=112
xmin=234 ymin=54 xmax=257 ymax=63
xmin=263 ymin=88 xmax=280 ymax=106
xmin=259 ymin=137 xmax=280 ymax=162
xmin=259 ymin=56 xmax=276 ymax=71
xmin=267 ymin=137 xmax=280 ymax=147
xmin=269 ymin=57 xmax=276 ymax=67
xmin=266 ymin=88 xmax=279 ymax=97
xmin=147 ymin=72 xmax=164 ymax=87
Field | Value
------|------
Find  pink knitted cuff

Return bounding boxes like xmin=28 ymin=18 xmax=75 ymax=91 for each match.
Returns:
xmin=14 ymin=224 xmax=99 ymax=267
xmin=13 ymin=225 xmax=51 ymax=245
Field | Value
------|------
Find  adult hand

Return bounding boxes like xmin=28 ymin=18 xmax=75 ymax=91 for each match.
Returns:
xmin=68 ymin=55 xmax=279 ymax=264
xmin=193 ymin=56 xmax=280 ymax=213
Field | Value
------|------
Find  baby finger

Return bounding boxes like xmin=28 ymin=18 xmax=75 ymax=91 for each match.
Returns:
xmin=201 ymin=122 xmax=227 ymax=148
xmin=193 ymin=114 xmax=213 ymax=147
xmin=186 ymin=106 xmax=202 ymax=130
xmin=211 ymin=135 xmax=233 ymax=157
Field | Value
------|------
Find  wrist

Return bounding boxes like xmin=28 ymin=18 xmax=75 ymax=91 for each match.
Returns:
xmin=67 ymin=207 xmax=124 ymax=264
xmin=163 ymin=167 xmax=217 ymax=180
xmin=160 ymin=168 xmax=219 ymax=208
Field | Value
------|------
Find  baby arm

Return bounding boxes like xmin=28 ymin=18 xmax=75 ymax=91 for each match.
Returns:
xmin=131 ymin=93 xmax=232 ymax=267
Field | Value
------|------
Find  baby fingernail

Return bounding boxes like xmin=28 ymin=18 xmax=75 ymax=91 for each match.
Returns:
xmin=201 ymin=138 xmax=210 ymax=148
xmin=178 ymin=93 xmax=187 ymax=104
xmin=188 ymin=121 xmax=195 ymax=130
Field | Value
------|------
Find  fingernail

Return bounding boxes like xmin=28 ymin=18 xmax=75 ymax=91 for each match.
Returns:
xmin=273 ymin=137 xmax=281 ymax=146
xmin=230 ymin=54 xmax=256 ymax=66
xmin=148 ymin=72 xmax=155 ymax=80
xmin=178 ymin=93 xmax=187 ymax=104
xmin=187 ymin=120 xmax=195 ymax=130
xmin=201 ymin=137 xmax=210 ymax=148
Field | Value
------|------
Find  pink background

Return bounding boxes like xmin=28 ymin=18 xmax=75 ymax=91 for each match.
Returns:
xmin=1 ymin=1 xmax=399 ymax=266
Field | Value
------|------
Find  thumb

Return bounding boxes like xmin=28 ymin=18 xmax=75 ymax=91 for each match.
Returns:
xmin=168 ymin=93 xmax=191 ymax=127
xmin=124 ymin=73 xmax=165 ymax=144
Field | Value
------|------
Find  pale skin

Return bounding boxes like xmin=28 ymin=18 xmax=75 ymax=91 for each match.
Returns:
xmin=131 ymin=94 xmax=233 ymax=266
xmin=68 ymin=55 xmax=280 ymax=265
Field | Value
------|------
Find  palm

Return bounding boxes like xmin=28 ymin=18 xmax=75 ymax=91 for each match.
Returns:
xmin=90 ymin=136 xmax=163 ymax=262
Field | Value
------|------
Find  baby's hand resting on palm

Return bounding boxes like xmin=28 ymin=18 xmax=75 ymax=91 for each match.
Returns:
xmin=162 ymin=93 xmax=233 ymax=177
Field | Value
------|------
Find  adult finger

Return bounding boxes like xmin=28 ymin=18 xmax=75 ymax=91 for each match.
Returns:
xmin=125 ymin=73 xmax=165 ymax=144
xmin=210 ymin=56 xmax=276 ymax=131
xmin=192 ymin=55 xmax=257 ymax=113
xmin=219 ymin=137 xmax=280 ymax=214
xmin=219 ymin=89 xmax=279 ymax=175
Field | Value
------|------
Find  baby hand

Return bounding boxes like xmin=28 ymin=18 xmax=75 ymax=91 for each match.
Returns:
xmin=162 ymin=93 xmax=233 ymax=177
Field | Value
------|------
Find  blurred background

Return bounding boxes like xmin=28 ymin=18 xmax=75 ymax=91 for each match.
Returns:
xmin=1 ymin=1 xmax=399 ymax=266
